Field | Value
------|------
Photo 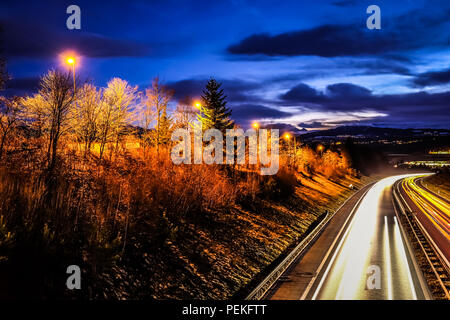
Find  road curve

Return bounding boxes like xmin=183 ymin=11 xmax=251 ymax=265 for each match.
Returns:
xmin=269 ymin=174 xmax=431 ymax=300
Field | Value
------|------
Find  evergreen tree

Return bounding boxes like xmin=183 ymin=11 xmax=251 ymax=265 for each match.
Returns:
xmin=198 ymin=79 xmax=233 ymax=132
xmin=158 ymin=107 xmax=172 ymax=145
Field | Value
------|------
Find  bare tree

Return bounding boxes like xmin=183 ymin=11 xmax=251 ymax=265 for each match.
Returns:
xmin=134 ymin=91 xmax=154 ymax=155
xmin=98 ymin=78 xmax=137 ymax=160
xmin=70 ymin=83 xmax=101 ymax=156
xmin=23 ymin=70 xmax=74 ymax=170
xmin=0 ymin=96 xmax=22 ymax=159
xmin=173 ymin=96 xmax=197 ymax=129
xmin=21 ymin=93 xmax=47 ymax=139
xmin=145 ymin=77 xmax=173 ymax=153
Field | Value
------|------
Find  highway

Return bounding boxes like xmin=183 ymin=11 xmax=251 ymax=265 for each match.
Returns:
xmin=398 ymin=175 xmax=450 ymax=265
xmin=269 ymin=174 xmax=431 ymax=300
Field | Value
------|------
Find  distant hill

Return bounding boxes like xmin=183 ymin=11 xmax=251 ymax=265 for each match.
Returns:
xmin=299 ymin=126 xmax=450 ymax=139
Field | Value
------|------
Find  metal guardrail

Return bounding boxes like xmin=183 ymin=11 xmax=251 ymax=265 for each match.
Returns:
xmin=245 ymin=184 xmax=370 ymax=300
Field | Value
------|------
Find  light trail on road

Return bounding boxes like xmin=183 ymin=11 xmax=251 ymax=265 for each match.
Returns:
xmin=399 ymin=175 xmax=450 ymax=266
xmin=311 ymin=174 xmax=429 ymax=300
xmin=401 ymin=176 xmax=450 ymax=241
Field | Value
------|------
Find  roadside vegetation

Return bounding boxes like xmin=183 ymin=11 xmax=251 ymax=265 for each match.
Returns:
xmin=422 ymin=172 xmax=450 ymax=199
xmin=0 ymin=66 xmax=369 ymax=299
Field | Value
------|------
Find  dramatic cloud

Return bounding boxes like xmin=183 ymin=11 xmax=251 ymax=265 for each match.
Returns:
xmin=167 ymin=78 xmax=262 ymax=103
xmin=281 ymin=83 xmax=326 ymax=103
xmin=326 ymin=83 xmax=371 ymax=98
xmin=412 ymin=68 xmax=450 ymax=87
xmin=297 ymin=121 xmax=324 ymax=128
xmin=280 ymin=82 xmax=372 ymax=110
xmin=6 ymin=77 xmax=40 ymax=91
xmin=261 ymin=123 xmax=305 ymax=134
xmin=231 ymin=104 xmax=291 ymax=124
xmin=281 ymin=81 xmax=449 ymax=108
xmin=3 ymin=76 xmax=40 ymax=96
xmin=347 ymin=58 xmax=412 ymax=76
xmin=227 ymin=8 xmax=449 ymax=58
xmin=278 ymin=81 xmax=450 ymax=128
xmin=1 ymin=19 xmax=151 ymax=58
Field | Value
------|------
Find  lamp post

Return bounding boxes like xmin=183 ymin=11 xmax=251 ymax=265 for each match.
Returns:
xmin=66 ymin=56 xmax=76 ymax=93
xmin=193 ymin=100 xmax=203 ymax=132
xmin=283 ymin=132 xmax=291 ymax=156
xmin=318 ymin=144 xmax=324 ymax=156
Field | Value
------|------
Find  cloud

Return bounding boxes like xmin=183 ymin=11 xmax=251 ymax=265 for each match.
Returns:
xmin=278 ymin=80 xmax=450 ymax=128
xmin=297 ymin=121 xmax=324 ymax=129
xmin=167 ymin=78 xmax=262 ymax=103
xmin=167 ymin=78 xmax=290 ymax=125
xmin=231 ymin=104 xmax=291 ymax=123
xmin=326 ymin=83 xmax=371 ymax=98
xmin=331 ymin=0 xmax=356 ymax=7
xmin=3 ymin=76 xmax=40 ymax=96
xmin=261 ymin=122 xmax=304 ymax=134
xmin=227 ymin=7 xmax=450 ymax=58
xmin=6 ymin=76 xmax=40 ymax=91
xmin=280 ymin=82 xmax=371 ymax=109
xmin=412 ymin=68 xmax=450 ymax=87
xmin=1 ymin=19 xmax=151 ymax=58
xmin=347 ymin=58 xmax=412 ymax=76
xmin=280 ymin=83 xmax=326 ymax=103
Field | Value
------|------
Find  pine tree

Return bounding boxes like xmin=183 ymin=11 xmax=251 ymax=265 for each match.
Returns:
xmin=158 ymin=107 xmax=172 ymax=146
xmin=198 ymin=79 xmax=233 ymax=132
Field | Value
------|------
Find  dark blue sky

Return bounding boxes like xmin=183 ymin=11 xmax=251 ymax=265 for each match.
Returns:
xmin=1 ymin=0 xmax=449 ymax=129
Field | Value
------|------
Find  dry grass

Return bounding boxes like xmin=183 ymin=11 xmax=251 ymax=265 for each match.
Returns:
xmin=0 ymin=138 xmax=362 ymax=299
xmin=422 ymin=173 xmax=450 ymax=200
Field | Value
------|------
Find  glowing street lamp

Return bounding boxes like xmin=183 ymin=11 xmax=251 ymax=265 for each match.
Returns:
xmin=194 ymin=101 xmax=202 ymax=109
xmin=283 ymin=133 xmax=294 ymax=163
xmin=252 ymin=122 xmax=260 ymax=130
xmin=318 ymin=144 xmax=324 ymax=156
xmin=65 ymin=55 xmax=77 ymax=93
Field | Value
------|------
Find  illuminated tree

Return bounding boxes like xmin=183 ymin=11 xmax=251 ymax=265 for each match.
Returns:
xmin=22 ymin=70 xmax=74 ymax=170
xmin=134 ymin=89 xmax=154 ymax=154
xmin=70 ymin=83 xmax=101 ymax=156
xmin=173 ymin=96 xmax=197 ymax=129
xmin=0 ymin=96 xmax=22 ymax=159
xmin=98 ymin=78 xmax=137 ymax=160
xmin=21 ymin=93 xmax=47 ymax=139
xmin=198 ymin=79 xmax=233 ymax=132
xmin=144 ymin=77 xmax=173 ymax=153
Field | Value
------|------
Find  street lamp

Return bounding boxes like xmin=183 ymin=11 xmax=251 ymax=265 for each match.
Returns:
xmin=65 ymin=56 xmax=76 ymax=93
xmin=318 ymin=144 xmax=324 ymax=156
xmin=252 ymin=122 xmax=259 ymax=130
xmin=283 ymin=133 xmax=291 ymax=153
xmin=194 ymin=101 xmax=202 ymax=109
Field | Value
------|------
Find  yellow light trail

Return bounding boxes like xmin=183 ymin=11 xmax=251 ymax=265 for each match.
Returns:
xmin=401 ymin=176 xmax=450 ymax=241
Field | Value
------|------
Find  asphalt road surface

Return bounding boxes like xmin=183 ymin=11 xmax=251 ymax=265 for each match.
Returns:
xmin=269 ymin=174 xmax=431 ymax=300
